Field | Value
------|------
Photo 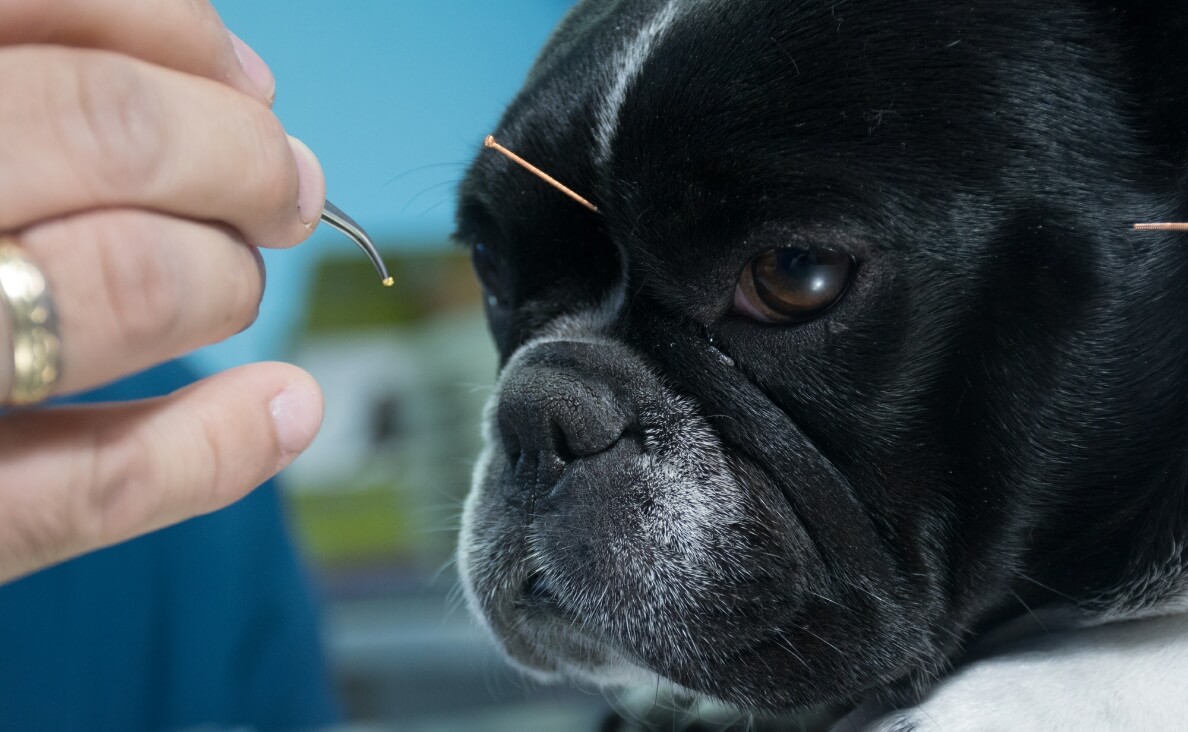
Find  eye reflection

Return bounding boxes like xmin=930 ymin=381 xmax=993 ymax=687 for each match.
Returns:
xmin=734 ymin=247 xmax=855 ymax=323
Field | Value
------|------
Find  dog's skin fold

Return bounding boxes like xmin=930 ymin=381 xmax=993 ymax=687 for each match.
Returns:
xmin=453 ymin=0 xmax=1188 ymax=728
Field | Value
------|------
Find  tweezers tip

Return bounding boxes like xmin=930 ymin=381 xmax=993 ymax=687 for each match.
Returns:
xmin=322 ymin=200 xmax=395 ymax=286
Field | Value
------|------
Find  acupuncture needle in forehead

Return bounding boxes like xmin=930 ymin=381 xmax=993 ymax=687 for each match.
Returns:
xmin=321 ymin=200 xmax=395 ymax=287
xmin=483 ymin=135 xmax=600 ymax=214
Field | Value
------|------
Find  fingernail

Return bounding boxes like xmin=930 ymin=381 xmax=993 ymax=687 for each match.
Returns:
xmin=270 ymin=381 xmax=323 ymax=462
xmin=288 ymin=136 xmax=325 ymax=228
xmin=229 ymin=31 xmax=276 ymax=103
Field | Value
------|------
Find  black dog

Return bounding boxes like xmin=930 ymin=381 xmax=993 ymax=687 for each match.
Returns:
xmin=454 ymin=1 xmax=1188 ymax=728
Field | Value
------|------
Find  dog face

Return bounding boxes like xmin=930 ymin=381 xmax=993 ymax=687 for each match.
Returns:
xmin=455 ymin=0 xmax=1188 ymax=712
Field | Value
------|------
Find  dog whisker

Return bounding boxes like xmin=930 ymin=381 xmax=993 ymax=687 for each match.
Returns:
xmin=1007 ymin=587 xmax=1051 ymax=634
xmin=1015 ymin=573 xmax=1079 ymax=604
xmin=398 ymin=177 xmax=464 ymax=214
xmin=380 ymin=159 xmax=469 ymax=188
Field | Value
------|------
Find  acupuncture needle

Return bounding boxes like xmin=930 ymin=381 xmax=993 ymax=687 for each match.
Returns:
xmin=321 ymin=200 xmax=395 ymax=287
xmin=1133 ymin=223 xmax=1188 ymax=232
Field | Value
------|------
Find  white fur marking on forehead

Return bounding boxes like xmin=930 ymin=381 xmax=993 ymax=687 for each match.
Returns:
xmin=595 ymin=0 xmax=685 ymax=165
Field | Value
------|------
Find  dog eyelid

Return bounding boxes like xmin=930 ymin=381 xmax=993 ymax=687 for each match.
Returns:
xmin=472 ymin=241 xmax=512 ymax=307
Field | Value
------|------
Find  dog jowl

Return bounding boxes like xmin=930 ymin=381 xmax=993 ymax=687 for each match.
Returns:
xmin=453 ymin=0 xmax=1188 ymax=722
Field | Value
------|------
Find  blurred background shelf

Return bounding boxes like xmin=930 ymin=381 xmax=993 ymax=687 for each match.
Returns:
xmin=324 ymin=590 xmax=610 ymax=730
xmin=196 ymin=3 xmax=599 ymax=728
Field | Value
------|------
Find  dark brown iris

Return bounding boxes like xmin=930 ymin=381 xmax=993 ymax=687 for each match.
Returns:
xmin=735 ymin=247 xmax=855 ymax=323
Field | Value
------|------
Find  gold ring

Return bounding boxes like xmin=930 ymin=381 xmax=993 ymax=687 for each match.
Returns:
xmin=0 ymin=238 xmax=61 ymax=406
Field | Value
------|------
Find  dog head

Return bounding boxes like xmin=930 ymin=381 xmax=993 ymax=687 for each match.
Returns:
xmin=454 ymin=0 xmax=1188 ymax=712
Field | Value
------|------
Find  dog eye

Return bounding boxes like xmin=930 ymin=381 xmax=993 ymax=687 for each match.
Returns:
xmin=734 ymin=247 xmax=855 ymax=323
xmin=471 ymin=242 xmax=509 ymax=307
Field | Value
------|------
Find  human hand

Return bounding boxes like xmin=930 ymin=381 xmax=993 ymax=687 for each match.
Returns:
xmin=0 ymin=0 xmax=325 ymax=583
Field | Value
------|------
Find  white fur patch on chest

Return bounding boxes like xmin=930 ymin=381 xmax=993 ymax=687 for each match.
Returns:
xmin=840 ymin=612 xmax=1188 ymax=732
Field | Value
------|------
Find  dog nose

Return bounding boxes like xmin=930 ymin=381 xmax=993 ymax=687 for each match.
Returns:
xmin=496 ymin=354 xmax=634 ymax=507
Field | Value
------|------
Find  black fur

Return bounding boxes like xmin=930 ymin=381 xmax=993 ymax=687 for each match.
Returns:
xmin=455 ymin=0 xmax=1188 ymax=718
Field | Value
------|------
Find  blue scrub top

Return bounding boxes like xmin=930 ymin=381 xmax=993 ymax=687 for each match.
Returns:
xmin=0 ymin=362 xmax=341 ymax=731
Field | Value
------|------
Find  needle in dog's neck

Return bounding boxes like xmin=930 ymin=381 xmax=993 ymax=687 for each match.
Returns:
xmin=484 ymin=135 xmax=599 ymax=214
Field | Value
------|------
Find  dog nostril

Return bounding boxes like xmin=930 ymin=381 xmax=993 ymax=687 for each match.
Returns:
xmin=495 ymin=360 xmax=639 ymax=508
xmin=523 ymin=571 xmax=559 ymax=604
xmin=552 ymin=424 xmax=578 ymax=464
xmin=502 ymin=432 xmax=522 ymax=465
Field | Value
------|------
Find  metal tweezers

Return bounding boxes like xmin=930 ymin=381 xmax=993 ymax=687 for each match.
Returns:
xmin=321 ymin=200 xmax=394 ymax=287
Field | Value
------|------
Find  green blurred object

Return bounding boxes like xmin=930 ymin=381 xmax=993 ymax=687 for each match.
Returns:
xmin=305 ymin=254 xmax=480 ymax=331
xmin=288 ymin=483 xmax=414 ymax=564
xmin=286 ymin=249 xmax=494 ymax=575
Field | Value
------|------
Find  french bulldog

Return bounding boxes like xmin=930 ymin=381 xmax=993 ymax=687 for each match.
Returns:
xmin=453 ymin=0 xmax=1188 ymax=728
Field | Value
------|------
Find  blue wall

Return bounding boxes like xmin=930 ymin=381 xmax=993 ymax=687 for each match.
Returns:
xmin=196 ymin=2 xmax=572 ymax=372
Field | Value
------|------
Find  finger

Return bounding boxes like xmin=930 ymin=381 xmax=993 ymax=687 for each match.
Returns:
xmin=15 ymin=210 xmax=265 ymax=397
xmin=0 ymin=0 xmax=274 ymax=104
xmin=0 ymin=46 xmax=324 ymax=246
xmin=0 ymin=362 xmax=322 ymax=584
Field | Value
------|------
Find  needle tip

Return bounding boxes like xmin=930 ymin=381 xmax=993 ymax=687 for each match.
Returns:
xmin=382 ymin=277 xmax=395 ymax=288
